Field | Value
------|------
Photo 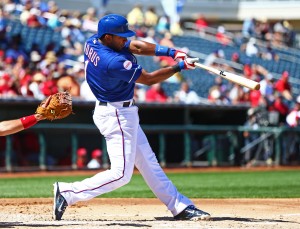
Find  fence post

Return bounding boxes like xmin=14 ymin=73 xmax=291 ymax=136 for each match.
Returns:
xmin=71 ymin=133 xmax=78 ymax=169
xmin=207 ymin=135 xmax=217 ymax=166
xmin=184 ymin=131 xmax=191 ymax=167
xmin=159 ymin=133 xmax=166 ymax=167
xmin=5 ymin=135 xmax=12 ymax=172
xmin=38 ymin=133 xmax=46 ymax=170
xmin=274 ymin=128 xmax=282 ymax=166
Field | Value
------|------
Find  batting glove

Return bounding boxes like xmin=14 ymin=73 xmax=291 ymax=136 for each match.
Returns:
xmin=169 ymin=48 xmax=187 ymax=61
xmin=178 ymin=57 xmax=199 ymax=70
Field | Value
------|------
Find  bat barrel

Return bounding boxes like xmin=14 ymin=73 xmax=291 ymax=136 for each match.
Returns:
xmin=194 ymin=62 xmax=260 ymax=91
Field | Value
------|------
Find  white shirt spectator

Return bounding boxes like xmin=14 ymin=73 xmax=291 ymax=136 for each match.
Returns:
xmin=286 ymin=110 xmax=300 ymax=127
xmin=246 ymin=38 xmax=258 ymax=57
xmin=87 ymin=159 xmax=101 ymax=169
xmin=80 ymin=80 xmax=96 ymax=101
xmin=174 ymin=82 xmax=201 ymax=104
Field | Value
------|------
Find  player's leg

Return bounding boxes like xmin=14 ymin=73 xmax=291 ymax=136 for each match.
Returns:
xmin=54 ymin=106 xmax=139 ymax=219
xmin=134 ymin=125 xmax=210 ymax=220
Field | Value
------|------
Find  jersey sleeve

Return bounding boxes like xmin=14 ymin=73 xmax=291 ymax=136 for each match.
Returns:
xmin=123 ymin=40 xmax=131 ymax=50
xmin=107 ymin=56 xmax=142 ymax=83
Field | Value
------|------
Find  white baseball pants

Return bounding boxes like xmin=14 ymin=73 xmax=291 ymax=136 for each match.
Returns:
xmin=58 ymin=101 xmax=193 ymax=216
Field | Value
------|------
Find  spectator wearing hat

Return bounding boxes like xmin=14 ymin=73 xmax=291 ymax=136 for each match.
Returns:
xmin=274 ymin=71 xmax=292 ymax=101
xmin=195 ymin=14 xmax=208 ymax=36
xmin=174 ymin=81 xmax=202 ymax=104
xmin=81 ymin=7 xmax=98 ymax=32
xmin=28 ymin=72 xmax=46 ymax=100
xmin=270 ymin=92 xmax=290 ymax=125
xmin=144 ymin=6 xmax=158 ymax=28
xmin=259 ymin=73 xmax=275 ymax=107
xmin=87 ymin=149 xmax=102 ymax=169
xmin=286 ymin=96 xmax=300 ymax=128
xmin=204 ymin=49 xmax=225 ymax=67
xmin=127 ymin=4 xmax=144 ymax=28
xmin=283 ymin=96 xmax=300 ymax=164
xmin=77 ymin=148 xmax=87 ymax=169
xmin=145 ymin=83 xmax=169 ymax=103
xmin=57 ymin=72 xmax=80 ymax=97
xmin=245 ymin=37 xmax=259 ymax=57
xmin=215 ymin=25 xmax=231 ymax=46
xmin=0 ymin=71 xmax=17 ymax=97
xmin=231 ymin=52 xmax=241 ymax=64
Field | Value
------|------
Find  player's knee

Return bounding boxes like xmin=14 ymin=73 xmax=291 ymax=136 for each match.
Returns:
xmin=120 ymin=174 xmax=132 ymax=186
xmin=110 ymin=168 xmax=132 ymax=184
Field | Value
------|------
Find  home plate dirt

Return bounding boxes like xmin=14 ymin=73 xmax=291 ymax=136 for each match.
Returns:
xmin=0 ymin=198 xmax=299 ymax=228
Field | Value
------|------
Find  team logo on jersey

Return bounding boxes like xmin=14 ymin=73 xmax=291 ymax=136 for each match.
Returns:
xmin=123 ymin=60 xmax=132 ymax=70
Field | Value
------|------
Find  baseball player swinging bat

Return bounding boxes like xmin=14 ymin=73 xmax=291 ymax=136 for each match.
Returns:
xmin=194 ymin=62 xmax=260 ymax=90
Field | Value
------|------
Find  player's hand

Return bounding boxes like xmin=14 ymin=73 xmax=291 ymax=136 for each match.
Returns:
xmin=179 ymin=57 xmax=199 ymax=70
xmin=41 ymin=95 xmax=52 ymax=108
xmin=169 ymin=48 xmax=187 ymax=61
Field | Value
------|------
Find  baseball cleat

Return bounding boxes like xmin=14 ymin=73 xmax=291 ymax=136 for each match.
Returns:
xmin=53 ymin=182 xmax=68 ymax=220
xmin=174 ymin=205 xmax=211 ymax=221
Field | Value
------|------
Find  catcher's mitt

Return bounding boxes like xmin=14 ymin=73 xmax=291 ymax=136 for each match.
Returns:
xmin=36 ymin=91 xmax=73 ymax=121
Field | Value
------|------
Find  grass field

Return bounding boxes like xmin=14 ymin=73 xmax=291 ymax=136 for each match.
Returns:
xmin=0 ymin=170 xmax=299 ymax=198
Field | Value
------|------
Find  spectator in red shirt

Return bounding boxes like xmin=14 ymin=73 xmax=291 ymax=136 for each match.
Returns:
xmin=195 ymin=14 xmax=208 ymax=36
xmin=215 ymin=26 xmax=231 ymax=46
xmin=145 ymin=83 xmax=168 ymax=102
xmin=249 ymin=89 xmax=262 ymax=107
xmin=270 ymin=93 xmax=290 ymax=124
xmin=274 ymin=71 xmax=292 ymax=101
xmin=76 ymin=148 xmax=87 ymax=169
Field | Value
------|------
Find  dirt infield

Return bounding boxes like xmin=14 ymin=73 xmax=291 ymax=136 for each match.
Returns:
xmin=1 ymin=167 xmax=300 ymax=228
xmin=0 ymin=198 xmax=299 ymax=228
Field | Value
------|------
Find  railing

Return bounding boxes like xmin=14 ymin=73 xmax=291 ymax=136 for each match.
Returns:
xmin=1 ymin=124 xmax=299 ymax=172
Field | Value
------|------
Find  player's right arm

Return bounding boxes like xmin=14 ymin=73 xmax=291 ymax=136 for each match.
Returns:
xmin=0 ymin=114 xmax=44 ymax=136
xmin=136 ymin=57 xmax=199 ymax=86
xmin=0 ymin=95 xmax=53 ymax=136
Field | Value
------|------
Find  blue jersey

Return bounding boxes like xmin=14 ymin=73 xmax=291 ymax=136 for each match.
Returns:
xmin=84 ymin=34 xmax=142 ymax=102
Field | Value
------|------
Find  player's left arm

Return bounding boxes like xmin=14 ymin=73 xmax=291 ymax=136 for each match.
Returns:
xmin=127 ymin=40 xmax=187 ymax=60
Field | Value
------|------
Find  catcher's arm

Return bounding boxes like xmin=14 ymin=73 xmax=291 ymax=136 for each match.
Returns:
xmin=0 ymin=114 xmax=44 ymax=136
xmin=0 ymin=96 xmax=51 ymax=136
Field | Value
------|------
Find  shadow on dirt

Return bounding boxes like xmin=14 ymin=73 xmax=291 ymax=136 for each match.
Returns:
xmin=105 ymin=222 xmax=150 ymax=227
xmin=0 ymin=222 xmax=76 ymax=228
xmin=212 ymin=217 xmax=299 ymax=224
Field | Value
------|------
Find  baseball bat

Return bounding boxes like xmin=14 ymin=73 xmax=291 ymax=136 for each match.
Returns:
xmin=194 ymin=62 xmax=260 ymax=90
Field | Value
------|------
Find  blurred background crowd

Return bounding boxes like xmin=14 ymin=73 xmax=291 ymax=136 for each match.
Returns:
xmin=1 ymin=0 xmax=300 ymax=167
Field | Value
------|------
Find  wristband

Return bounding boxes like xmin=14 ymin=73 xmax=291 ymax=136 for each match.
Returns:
xmin=155 ymin=45 xmax=171 ymax=56
xmin=172 ymin=63 xmax=182 ymax=72
xmin=20 ymin=115 xmax=38 ymax=129
xmin=178 ymin=61 xmax=185 ymax=70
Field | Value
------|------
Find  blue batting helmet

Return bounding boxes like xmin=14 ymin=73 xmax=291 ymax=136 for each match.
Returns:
xmin=97 ymin=14 xmax=135 ymax=38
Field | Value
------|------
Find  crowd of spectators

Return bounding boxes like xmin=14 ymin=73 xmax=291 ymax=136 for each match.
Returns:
xmin=1 ymin=0 xmax=300 ymax=167
xmin=0 ymin=0 xmax=199 ymax=105
xmin=0 ymin=0 xmax=293 ymax=106
xmin=0 ymin=0 xmax=299 ymax=125
xmin=0 ymin=0 xmax=295 ymax=115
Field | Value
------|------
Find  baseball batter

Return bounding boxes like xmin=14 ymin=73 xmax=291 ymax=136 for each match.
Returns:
xmin=53 ymin=14 xmax=211 ymax=221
